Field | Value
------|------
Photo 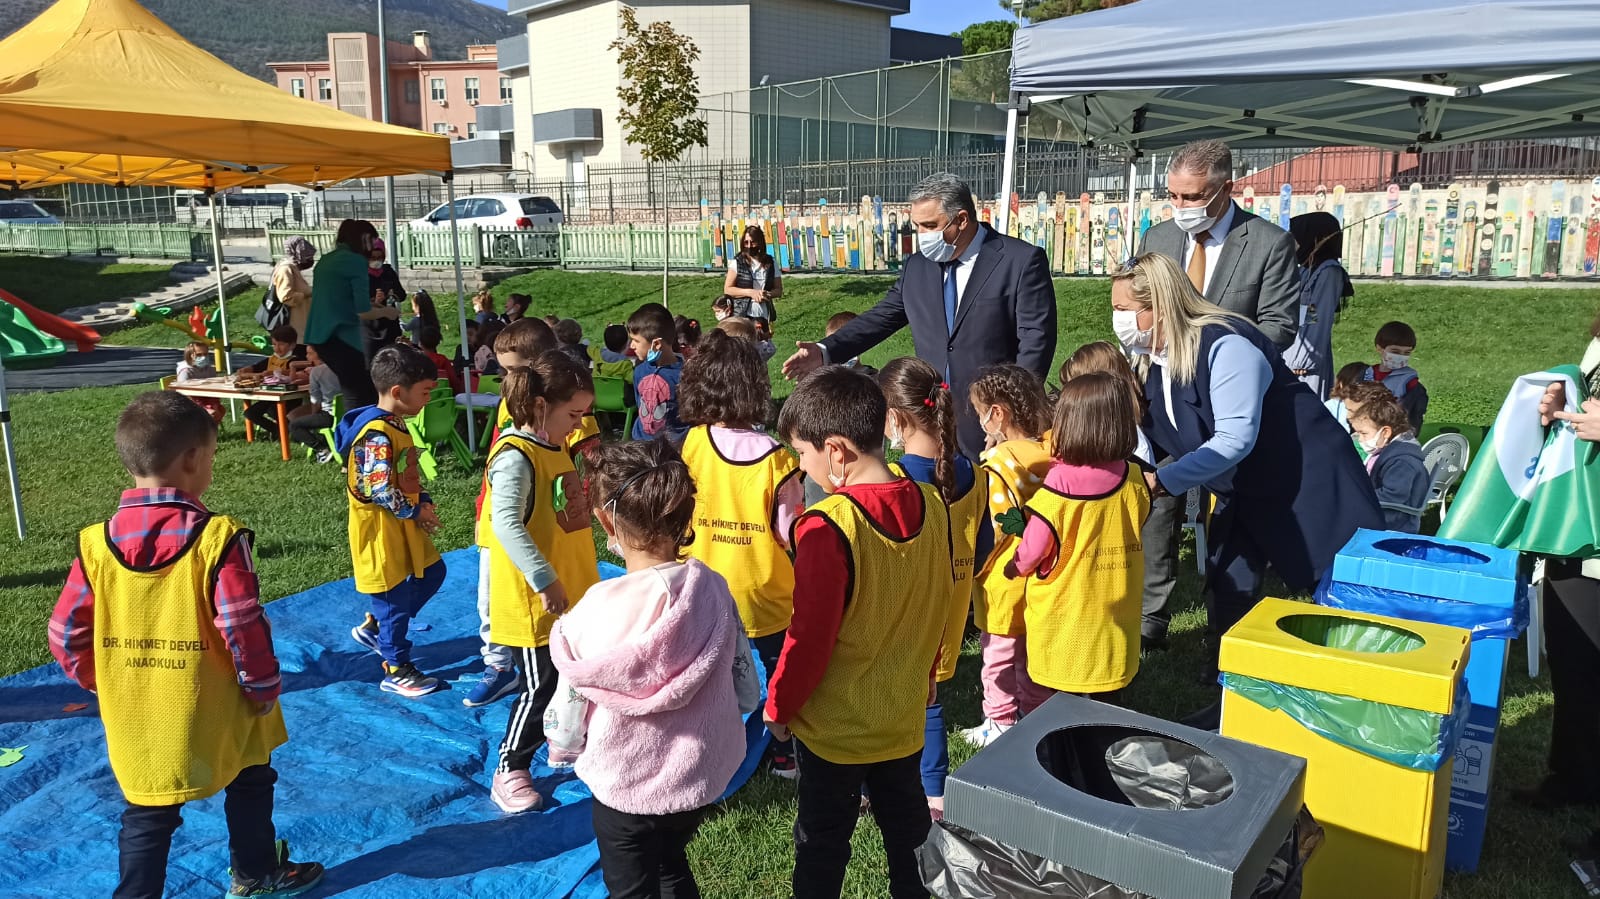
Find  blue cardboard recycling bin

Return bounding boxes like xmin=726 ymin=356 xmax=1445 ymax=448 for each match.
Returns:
xmin=1315 ymin=529 xmax=1526 ymax=873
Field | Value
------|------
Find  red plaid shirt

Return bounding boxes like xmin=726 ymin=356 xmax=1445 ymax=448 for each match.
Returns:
xmin=49 ymin=489 xmax=281 ymax=701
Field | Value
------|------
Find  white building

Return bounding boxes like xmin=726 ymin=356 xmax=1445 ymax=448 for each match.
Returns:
xmin=496 ymin=0 xmax=958 ymax=180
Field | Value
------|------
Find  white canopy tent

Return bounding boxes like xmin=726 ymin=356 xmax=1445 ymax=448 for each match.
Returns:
xmin=998 ymin=0 xmax=1600 ymax=232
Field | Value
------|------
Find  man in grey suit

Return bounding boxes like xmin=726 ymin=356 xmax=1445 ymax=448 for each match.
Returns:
xmin=1137 ymin=139 xmax=1300 ymax=653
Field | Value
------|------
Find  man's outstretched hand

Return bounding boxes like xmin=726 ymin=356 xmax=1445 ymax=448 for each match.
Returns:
xmin=782 ymin=342 xmax=826 ymax=380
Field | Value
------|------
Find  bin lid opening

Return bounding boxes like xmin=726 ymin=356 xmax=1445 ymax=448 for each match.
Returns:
xmin=1277 ymin=613 xmax=1425 ymax=654
xmin=1035 ymin=724 xmax=1235 ymax=812
xmin=1372 ymin=537 xmax=1491 ymax=566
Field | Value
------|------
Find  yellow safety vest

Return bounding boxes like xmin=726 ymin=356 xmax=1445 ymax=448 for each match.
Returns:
xmin=481 ymin=433 xmax=599 ymax=647
xmin=888 ymin=461 xmax=980 ymax=683
xmin=682 ymin=425 xmax=799 ymax=638
xmin=1023 ymin=464 xmax=1151 ymax=693
xmin=494 ymin=397 xmax=598 ymax=458
xmin=789 ymin=482 xmax=952 ymax=765
xmin=78 ymin=515 xmax=287 ymax=806
xmin=346 ymin=415 xmax=441 ymax=594
xmin=974 ymin=439 xmax=1053 ymax=637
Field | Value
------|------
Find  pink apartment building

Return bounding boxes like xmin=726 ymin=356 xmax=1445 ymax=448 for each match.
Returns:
xmin=269 ymin=32 xmax=510 ymax=141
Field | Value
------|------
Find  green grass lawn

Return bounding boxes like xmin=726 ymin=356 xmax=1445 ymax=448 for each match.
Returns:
xmin=3 ymin=271 xmax=1597 ymax=897
xmin=0 ymin=256 xmax=175 ymax=315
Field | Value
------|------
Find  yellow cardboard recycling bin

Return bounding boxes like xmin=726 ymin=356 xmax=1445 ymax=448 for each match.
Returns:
xmin=1219 ymin=597 xmax=1470 ymax=899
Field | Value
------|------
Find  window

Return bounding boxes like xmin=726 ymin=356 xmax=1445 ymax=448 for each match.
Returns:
xmin=464 ymin=77 xmax=479 ymax=102
xmin=317 ymin=78 xmax=332 ymax=101
xmin=290 ymin=78 xmax=305 ymax=98
xmin=404 ymin=81 xmax=419 ymax=103
xmin=430 ymin=78 xmax=446 ymax=102
xmin=432 ymin=122 xmax=448 ymax=135
xmin=500 ymin=77 xmax=513 ymax=101
xmin=520 ymin=197 xmax=562 ymax=216
xmin=467 ymin=123 xmax=478 ymax=139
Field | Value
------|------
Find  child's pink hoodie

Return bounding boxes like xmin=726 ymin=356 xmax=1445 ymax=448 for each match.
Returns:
xmin=547 ymin=558 xmax=755 ymax=816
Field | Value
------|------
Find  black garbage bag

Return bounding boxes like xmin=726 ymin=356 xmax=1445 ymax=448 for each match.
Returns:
xmin=918 ymin=735 xmax=1320 ymax=899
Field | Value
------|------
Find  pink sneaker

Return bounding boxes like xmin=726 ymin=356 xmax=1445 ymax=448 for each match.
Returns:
xmin=491 ymin=770 xmax=544 ymax=814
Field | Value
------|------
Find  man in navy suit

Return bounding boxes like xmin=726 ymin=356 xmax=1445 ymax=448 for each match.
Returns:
xmin=782 ymin=174 xmax=1057 ymax=460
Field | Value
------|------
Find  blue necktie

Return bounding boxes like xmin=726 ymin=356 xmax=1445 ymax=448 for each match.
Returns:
xmin=943 ymin=260 xmax=960 ymax=334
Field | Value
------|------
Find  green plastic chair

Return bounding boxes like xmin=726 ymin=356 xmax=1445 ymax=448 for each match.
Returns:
xmin=592 ymin=375 xmax=636 ymax=439
xmin=429 ymin=384 xmax=454 ymax=403
xmin=304 ymin=394 xmax=346 ymax=462
xmin=413 ymin=396 xmax=476 ymax=474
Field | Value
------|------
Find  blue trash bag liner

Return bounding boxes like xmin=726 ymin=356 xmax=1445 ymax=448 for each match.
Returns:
xmin=1314 ymin=572 xmax=1528 ymax=641
xmin=1222 ymin=674 xmax=1470 ymax=772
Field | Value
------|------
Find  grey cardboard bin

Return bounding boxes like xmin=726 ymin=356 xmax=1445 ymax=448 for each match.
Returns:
xmin=944 ymin=693 xmax=1307 ymax=899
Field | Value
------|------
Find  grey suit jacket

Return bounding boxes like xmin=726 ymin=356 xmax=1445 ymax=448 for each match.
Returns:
xmin=1138 ymin=202 xmax=1299 ymax=349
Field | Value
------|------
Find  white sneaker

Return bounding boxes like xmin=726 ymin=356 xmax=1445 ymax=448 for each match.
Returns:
xmin=959 ymin=718 xmax=1013 ymax=748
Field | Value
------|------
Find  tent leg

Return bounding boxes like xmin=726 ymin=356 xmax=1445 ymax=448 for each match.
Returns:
xmin=998 ymin=97 xmax=1020 ymax=235
xmin=446 ymin=176 xmax=476 ymax=453
xmin=0 ymin=352 xmax=24 ymax=541
xmin=207 ymin=193 xmax=237 ymax=422
xmin=1126 ymin=158 xmax=1138 ymax=263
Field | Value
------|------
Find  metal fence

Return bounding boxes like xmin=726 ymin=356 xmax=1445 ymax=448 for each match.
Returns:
xmin=264 ymin=223 xmax=706 ymax=271
xmin=0 ymin=222 xmax=212 ymax=259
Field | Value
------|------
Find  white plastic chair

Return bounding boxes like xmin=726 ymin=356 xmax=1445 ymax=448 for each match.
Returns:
xmin=1420 ymin=432 xmax=1471 ymax=523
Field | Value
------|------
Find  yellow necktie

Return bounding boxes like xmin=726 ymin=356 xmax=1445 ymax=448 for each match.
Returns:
xmin=1187 ymin=230 xmax=1211 ymax=292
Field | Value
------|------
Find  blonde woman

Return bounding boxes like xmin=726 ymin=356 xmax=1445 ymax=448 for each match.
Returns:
xmin=1111 ymin=252 xmax=1380 ymax=725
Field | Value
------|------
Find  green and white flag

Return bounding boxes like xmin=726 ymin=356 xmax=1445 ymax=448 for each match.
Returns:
xmin=1438 ymin=364 xmax=1600 ymax=557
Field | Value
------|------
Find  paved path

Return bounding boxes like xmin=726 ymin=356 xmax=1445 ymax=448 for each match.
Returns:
xmin=5 ymin=347 xmax=261 ymax=393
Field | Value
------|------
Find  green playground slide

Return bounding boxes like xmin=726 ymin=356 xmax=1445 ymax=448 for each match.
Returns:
xmin=0 ymin=297 xmax=66 ymax=367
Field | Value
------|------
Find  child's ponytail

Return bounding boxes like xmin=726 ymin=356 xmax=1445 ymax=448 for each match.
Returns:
xmin=502 ymin=364 xmax=548 ymax=428
xmin=589 ymin=437 xmax=699 ymax=557
xmin=879 ymin=357 xmax=958 ymax=504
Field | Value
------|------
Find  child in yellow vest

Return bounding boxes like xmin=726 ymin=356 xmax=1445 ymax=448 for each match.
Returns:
xmin=480 ymin=355 xmax=599 ymax=813
xmin=878 ymin=357 xmax=983 ymax=819
xmin=678 ymin=329 xmax=804 ymax=776
xmin=466 ymin=319 xmax=557 ymax=708
xmin=1007 ymin=373 xmax=1152 ymax=703
xmin=49 ymin=392 xmax=323 ymax=897
xmin=336 ymin=344 xmax=445 ymax=699
xmin=766 ymin=366 xmax=953 ymax=899
xmin=961 ymin=364 xmax=1056 ymax=747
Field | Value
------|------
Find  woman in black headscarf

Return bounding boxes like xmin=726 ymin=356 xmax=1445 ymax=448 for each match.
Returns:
xmin=1282 ymin=211 xmax=1353 ymax=400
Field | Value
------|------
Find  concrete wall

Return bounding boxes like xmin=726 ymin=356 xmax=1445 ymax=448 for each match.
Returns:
xmin=751 ymin=0 xmax=891 ymax=84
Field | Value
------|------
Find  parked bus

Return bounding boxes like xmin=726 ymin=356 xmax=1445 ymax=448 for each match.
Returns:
xmin=174 ymin=188 xmax=323 ymax=230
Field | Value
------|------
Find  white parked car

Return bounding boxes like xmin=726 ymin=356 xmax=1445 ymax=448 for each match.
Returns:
xmin=0 ymin=200 xmax=60 ymax=226
xmin=409 ymin=193 xmax=562 ymax=260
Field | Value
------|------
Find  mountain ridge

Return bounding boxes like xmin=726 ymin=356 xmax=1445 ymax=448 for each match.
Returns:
xmin=0 ymin=0 xmax=522 ymax=80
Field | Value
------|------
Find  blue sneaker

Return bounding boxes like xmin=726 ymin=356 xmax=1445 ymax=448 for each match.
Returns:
xmin=463 ymin=665 xmax=521 ymax=707
xmin=350 ymin=613 xmax=380 ymax=654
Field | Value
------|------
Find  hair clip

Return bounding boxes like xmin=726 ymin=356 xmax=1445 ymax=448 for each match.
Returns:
xmin=923 ymin=398 xmax=936 ymax=408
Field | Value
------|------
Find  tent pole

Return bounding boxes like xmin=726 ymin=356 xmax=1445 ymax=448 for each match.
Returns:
xmin=0 ymin=351 xmax=25 ymax=541
xmin=1126 ymin=157 xmax=1137 ymax=262
xmin=998 ymin=92 xmax=1020 ymax=234
xmin=446 ymin=175 xmax=476 ymax=451
xmin=207 ymin=193 xmax=232 ymax=375
xmin=377 ymin=0 xmax=398 ymax=264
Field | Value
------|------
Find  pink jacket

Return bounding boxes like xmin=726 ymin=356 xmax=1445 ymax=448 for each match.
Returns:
xmin=548 ymin=559 xmax=750 ymax=815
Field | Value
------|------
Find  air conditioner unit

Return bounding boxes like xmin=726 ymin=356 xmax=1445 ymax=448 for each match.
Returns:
xmin=469 ymin=99 xmax=478 ymax=106
xmin=436 ymin=99 xmax=447 ymax=107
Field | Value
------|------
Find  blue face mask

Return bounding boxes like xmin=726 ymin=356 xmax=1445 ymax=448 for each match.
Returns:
xmin=645 ymin=346 xmax=662 ymax=365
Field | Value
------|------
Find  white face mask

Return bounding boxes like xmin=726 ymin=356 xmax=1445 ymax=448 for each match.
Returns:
xmin=1358 ymin=430 xmax=1387 ymax=456
xmin=1381 ymin=351 xmax=1411 ymax=371
xmin=979 ymin=407 xmax=1001 ymax=440
xmin=1112 ymin=309 xmax=1152 ymax=352
xmin=917 ymin=218 xmax=961 ymax=263
xmin=603 ymin=500 xmax=624 ymax=558
xmin=888 ymin=417 xmax=905 ymax=451
xmin=1172 ymin=190 xmax=1221 ymax=235
xmin=826 ymin=457 xmax=846 ymax=489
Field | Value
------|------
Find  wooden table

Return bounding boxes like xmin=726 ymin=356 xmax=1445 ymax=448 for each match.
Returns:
xmin=169 ymin=377 xmax=310 ymax=461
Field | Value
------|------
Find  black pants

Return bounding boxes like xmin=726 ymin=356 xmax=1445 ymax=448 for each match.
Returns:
xmin=592 ymin=799 xmax=707 ymax=899
xmin=288 ymin=409 xmax=334 ymax=450
xmin=498 ymin=644 xmax=560 ymax=773
xmin=244 ymin=399 xmax=300 ymax=440
xmin=115 ymin=764 xmax=278 ymax=899
xmin=1545 ymin=560 xmax=1600 ymax=801
xmin=750 ymin=631 xmax=794 ymax=759
xmin=314 ymin=339 xmax=376 ymax=408
xmin=793 ymin=743 xmax=929 ymax=899
xmin=1140 ymin=462 xmax=1183 ymax=642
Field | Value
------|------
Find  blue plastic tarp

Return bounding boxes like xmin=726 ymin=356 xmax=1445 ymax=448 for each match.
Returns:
xmin=0 ymin=549 xmax=769 ymax=897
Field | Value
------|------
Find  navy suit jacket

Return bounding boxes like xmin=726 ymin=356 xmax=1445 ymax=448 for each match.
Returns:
xmin=819 ymin=224 xmax=1057 ymax=459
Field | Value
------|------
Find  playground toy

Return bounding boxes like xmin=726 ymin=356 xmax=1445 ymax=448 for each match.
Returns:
xmin=0 ymin=288 xmax=101 ymax=353
xmin=0 ymin=297 xmax=66 ymax=367
xmin=131 ymin=302 xmax=268 ymax=366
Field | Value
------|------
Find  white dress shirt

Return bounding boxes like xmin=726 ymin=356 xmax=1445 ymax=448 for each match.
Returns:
xmin=947 ymin=225 xmax=986 ymax=310
xmin=1181 ymin=201 xmax=1238 ymax=295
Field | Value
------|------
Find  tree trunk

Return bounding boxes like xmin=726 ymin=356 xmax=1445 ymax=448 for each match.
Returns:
xmin=661 ymin=161 xmax=670 ymax=308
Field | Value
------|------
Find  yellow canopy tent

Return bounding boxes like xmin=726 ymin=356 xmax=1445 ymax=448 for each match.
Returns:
xmin=0 ymin=0 xmax=475 ymax=541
